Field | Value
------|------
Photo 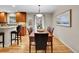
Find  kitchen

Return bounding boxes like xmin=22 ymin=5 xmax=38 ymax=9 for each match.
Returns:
xmin=0 ymin=11 xmax=27 ymax=47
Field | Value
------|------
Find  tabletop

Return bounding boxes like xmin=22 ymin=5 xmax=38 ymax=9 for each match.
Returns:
xmin=29 ymin=30 xmax=53 ymax=37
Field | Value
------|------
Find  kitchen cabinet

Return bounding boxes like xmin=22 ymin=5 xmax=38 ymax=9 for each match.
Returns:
xmin=0 ymin=12 xmax=7 ymax=23
xmin=16 ymin=12 xmax=26 ymax=22
xmin=16 ymin=12 xmax=27 ymax=36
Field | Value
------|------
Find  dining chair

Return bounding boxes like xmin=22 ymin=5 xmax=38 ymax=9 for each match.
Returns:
xmin=50 ymin=28 xmax=54 ymax=35
xmin=27 ymin=27 xmax=33 ymax=35
xmin=47 ymin=27 xmax=54 ymax=53
xmin=47 ymin=26 xmax=51 ymax=32
xmin=27 ymin=27 xmax=34 ymax=53
xmin=35 ymin=33 xmax=48 ymax=53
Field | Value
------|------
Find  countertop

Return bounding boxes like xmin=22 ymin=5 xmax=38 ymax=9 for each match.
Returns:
xmin=0 ymin=25 xmax=17 ymax=29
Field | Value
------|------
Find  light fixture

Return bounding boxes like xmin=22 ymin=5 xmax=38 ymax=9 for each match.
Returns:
xmin=36 ymin=5 xmax=43 ymax=17
xmin=36 ymin=14 xmax=43 ymax=17
xmin=12 ymin=5 xmax=15 ymax=8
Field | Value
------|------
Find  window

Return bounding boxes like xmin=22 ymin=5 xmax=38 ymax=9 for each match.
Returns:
xmin=35 ymin=14 xmax=44 ymax=31
xmin=8 ymin=13 xmax=16 ymax=24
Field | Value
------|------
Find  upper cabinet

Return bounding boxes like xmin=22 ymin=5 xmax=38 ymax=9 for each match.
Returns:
xmin=0 ymin=12 xmax=7 ymax=23
xmin=16 ymin=12 xmax=26 ymax=22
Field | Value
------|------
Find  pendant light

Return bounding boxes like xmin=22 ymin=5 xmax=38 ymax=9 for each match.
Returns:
xmin=36 ymin=5 xmax=43 ymax=17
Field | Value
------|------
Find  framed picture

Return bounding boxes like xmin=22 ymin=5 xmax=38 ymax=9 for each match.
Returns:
xmin=56 ymin=9 xmax=72 ymax=27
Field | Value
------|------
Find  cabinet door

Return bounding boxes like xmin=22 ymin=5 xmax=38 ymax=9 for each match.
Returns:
xmin=16 ymin=12 xmax=26 ymax=22
xmin=0 ymin=13 xmax=7 ymax=22
xmin=21 ymin=13 xmax=26 ymax=22
xmin=16 ymin=13 xmax=21 ymax=22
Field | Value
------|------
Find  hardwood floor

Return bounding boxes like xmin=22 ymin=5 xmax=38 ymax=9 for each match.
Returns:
xmin=53 ymin=37 xmax=72 ymax=53
xmin=0 ymin=32 xmax=72 ymax=53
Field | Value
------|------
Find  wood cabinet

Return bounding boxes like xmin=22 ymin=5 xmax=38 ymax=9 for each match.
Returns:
xmin=0 ymin=12 xmax=7 ymax=23
xmin=16 ymin=12 xmax=27 ymax=36
xmin=16 ymin=12 xmax=26 ymax=22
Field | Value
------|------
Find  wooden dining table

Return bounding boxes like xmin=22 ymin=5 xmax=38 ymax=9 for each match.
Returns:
xmin=29 ymin=30 xmax=53 ymax=38
xmin=29 ymin=30 xmax=53 ymax=52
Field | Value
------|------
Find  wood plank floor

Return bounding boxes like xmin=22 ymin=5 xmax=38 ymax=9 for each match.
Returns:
xmin=0 ymin=32 xmax=72 ymax=53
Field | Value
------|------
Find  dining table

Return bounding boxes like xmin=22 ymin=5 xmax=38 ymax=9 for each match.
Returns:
xmin=29 ymin=29 xmax=53 ymax=52
xmin=29 ymin=30 xmax=53 ymax=38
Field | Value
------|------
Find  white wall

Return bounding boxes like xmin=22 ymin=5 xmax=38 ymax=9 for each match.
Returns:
xmin=44 ymin=13 xmax=53 ymax=29
xmin=26 ymin=13 xmax=53 ymax=29
xmin=26 ymin=13 xmax=35 ymax=29
xmin=52 ymin=5 xmax=79 ymax=52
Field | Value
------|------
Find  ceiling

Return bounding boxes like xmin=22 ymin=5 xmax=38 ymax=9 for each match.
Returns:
xmin=0 ymin=5 xmax=57 ymax=13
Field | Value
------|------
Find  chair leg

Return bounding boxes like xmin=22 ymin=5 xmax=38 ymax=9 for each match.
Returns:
xmin=45 ymin=46 xmax=47 ymax=53
xmin=35 ymin=49 xmax=37 ymax=53
xmin=51 ymin=38 xmax=53 ymax=53
xmin=51 ymin=42 xmax=53 ymax=53
xmin=29 ymin=42 xmax=31 ymax=53
xmin=29 ymin=38 xmax=31 ymax=53
xmin=45 ymin=49 xmax=46 ymax=53
xmin=3 ymin=34 xmax=4 ymax=48
xmin=17 ymin=39 xmax=19 ymax=45
xmin=35 ymin=46 xmax=37 ymax=53
xmin=11 ymin=33 xmax=12 ymax=45
xmin=17 ymin=34 xmax=19 ymax=45
xmin=15 ymin=33 xmax=16 ymax=42
xmin=20 ymin=33 xmax=22 ymax=42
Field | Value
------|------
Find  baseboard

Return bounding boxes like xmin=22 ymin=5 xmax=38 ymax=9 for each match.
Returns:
xmin=54 ymin=35 xmax=77 ymax=53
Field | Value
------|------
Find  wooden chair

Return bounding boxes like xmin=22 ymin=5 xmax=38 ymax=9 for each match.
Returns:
xmin=0 ymin=32 xmax=5 ymax=48
xmin=27 ymin=27 xmax=33 ymax=35
xmin=27 ymin=27 xmax=34 ymax=53
xmin=11 ymin=25 xmax=22 ymax=45
xmin=35 ymin=33 xmax=48 ymax=53
xmin=47 ymin=27 xmax=54 ymax=53
xmin=47 ymin=26 xmax=51 ymax=32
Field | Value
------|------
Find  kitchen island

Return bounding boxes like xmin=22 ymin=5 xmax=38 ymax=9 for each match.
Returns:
xmin=0 ymin=26 xmax=17 ymax=47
